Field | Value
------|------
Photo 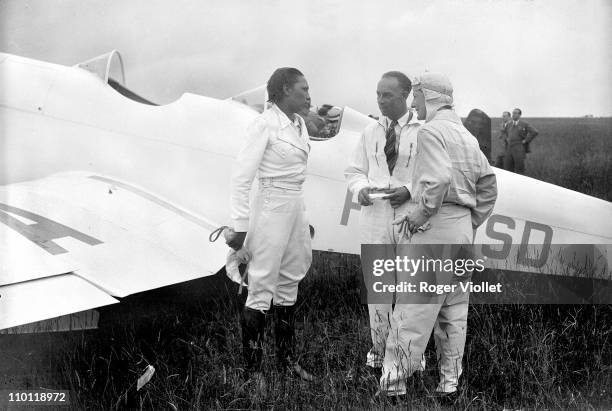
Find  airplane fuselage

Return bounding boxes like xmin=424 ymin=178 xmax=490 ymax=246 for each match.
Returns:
xmin=1 ymin=52 xmax=611 ymax=281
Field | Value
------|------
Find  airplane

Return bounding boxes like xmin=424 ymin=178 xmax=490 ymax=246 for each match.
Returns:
xmin=0 ymin=51 xmax=610 ymax=334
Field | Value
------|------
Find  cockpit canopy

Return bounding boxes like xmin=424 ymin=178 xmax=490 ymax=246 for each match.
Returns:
xmin=76 ymin=50 xmax=157 ymax=106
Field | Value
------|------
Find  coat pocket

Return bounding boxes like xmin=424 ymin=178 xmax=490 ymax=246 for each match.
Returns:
xmin=368 ymin=150 xmax=385 ymax=168
xmin=269 ymin=140 xmax=295 ymax=159
xmin=261 ymin=191 xmax=293 ymax=213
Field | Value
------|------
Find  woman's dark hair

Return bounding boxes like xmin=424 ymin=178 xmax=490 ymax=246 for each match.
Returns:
xmin=267 ymin=67 xmax=304 ymax=104
xmin=382 ymin=71 xmax=412 ymax=95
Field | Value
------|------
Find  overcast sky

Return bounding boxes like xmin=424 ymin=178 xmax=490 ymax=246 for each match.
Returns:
xmin=1 ymin=0 xmax=610 ymax=117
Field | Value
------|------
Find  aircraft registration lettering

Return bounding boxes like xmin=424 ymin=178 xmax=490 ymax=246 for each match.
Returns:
xmin=482 ymin=214 xmax=514 ymax=259
xmin=482 ymin=214 xmax=553 ymax=268
xmin=0 ymin=203 xmax=103 ymax=255
xmin=340 ymin=188 xmax=361 ymax=226
xmin=517 ymin=221 xmax=553 ymax=268
xmin=340 ymin=192 xmax=556 ymax=269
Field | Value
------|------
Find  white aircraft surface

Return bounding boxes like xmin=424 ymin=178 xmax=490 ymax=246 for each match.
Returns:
xmin=0 ymin=51 xmax=610 ymax=333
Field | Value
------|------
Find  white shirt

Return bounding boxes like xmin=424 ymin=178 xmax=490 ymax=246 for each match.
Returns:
xmin=345 ymin=109 xmax=422 ymax=195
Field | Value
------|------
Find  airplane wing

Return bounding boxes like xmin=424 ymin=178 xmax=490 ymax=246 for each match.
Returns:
xmin=0 ymin=172 xmax=228 ymax=331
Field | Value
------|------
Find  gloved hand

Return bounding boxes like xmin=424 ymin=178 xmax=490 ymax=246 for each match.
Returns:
xmin=358 ymin=187 xmax=373 ymax=206
xmin=226 ymin=247 xmax=251 ymax=287
xmin=225 ymin=229 xmax=247 ymax=251
xmin=393 ymin=210 xmax=431 ymax=236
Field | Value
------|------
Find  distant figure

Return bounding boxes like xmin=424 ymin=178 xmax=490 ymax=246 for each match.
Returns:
xmin=323 ymin=106 xmax=342 ymax=137
xmin=495 ymin=111 xmax=511 ymax=167
xmin=503 ymin=108 xmax=539 ymax=174
xmin=317 ymin=104 xmax=333 ymax=117
xmin=315 ymin=105 xmax=343 ymax=138
xmin=463 ymin=109 xmax=492 ymax=161
xmin=299 ymin=107 xmax=326 ymax=137
xmin=501 ymin=111 xmax=511 ymax=128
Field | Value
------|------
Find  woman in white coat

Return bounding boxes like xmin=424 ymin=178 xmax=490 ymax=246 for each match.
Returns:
xmin=228 ymin=68 xmax=315 ymax=388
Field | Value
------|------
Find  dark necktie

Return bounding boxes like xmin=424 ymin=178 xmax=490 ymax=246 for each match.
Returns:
xmin=384 ymin=120 xmax=398 ymax=174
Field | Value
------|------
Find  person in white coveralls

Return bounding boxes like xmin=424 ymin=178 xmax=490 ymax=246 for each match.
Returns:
xmin=386 ymin=73 xmax=497 ymax=402
xmin=344 ymin=71 xmax=424 ymax=379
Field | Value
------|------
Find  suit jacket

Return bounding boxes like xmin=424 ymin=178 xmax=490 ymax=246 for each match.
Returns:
xmin=504 ymin=119 xmax=538 ymax=153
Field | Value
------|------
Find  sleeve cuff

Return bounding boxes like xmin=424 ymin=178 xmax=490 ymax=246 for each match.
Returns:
xmin=232 ymin=218 xmax=249 ymax=232
xmin=351 ymin=181 xmax=369 ymax=195
xmin=417 ymin=204 xmax=434 ymax=219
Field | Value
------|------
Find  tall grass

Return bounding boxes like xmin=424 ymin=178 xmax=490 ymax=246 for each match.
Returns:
xmin=2 ymin=252 xmax=608 ymax=409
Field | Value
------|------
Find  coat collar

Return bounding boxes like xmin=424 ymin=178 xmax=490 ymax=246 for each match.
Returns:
xmin=271 ymin=103 xmax=299 ymax=129
xmin=431 ymin=108 xmax=462 ymax=124
xmin=378 ymin=109 xmax=421 ymax=129
xmin=268 ymin=104 xmax=310 ymax=153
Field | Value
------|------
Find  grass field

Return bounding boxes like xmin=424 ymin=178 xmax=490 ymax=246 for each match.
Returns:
xmin=491 ymin=117 xmax=612 ymax=201
xmin=1 ymin=118 xmax=611 ymax=410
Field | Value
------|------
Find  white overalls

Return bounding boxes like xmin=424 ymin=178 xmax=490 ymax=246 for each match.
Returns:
xmin=230 ymin=104 xmax=312 ymax=311
xmin=381 ymin=103 xmax=497 ymax=395
xmin=345 ymin=110 xmax=422 ymax=368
